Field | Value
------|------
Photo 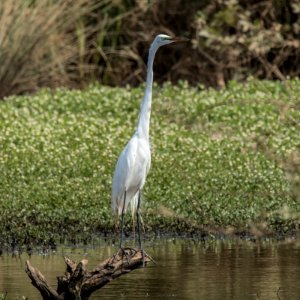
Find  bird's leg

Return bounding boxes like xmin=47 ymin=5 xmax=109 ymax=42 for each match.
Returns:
xmin=136 ymin=190 xmax=145 ymax=266
xmin=132 ymin=213 xmax=136 ymax=245
xmin=120 ymin=191 xmax=126 ymax=249
xmin=112 ymin=191 xmax=129 ymax=263
xmin=113 ymin=191 xmax=131 ymax=263
xmin=136 ymin=191 xmax=142 ymax=249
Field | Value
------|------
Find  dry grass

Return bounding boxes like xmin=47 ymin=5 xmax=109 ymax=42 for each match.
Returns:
xmin=0 ymin=0 xmax=112 ymax=98
xmin=1 ymin=0 xmax=299 ymax=97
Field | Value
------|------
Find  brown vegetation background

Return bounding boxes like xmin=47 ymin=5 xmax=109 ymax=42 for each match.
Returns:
xmin=0 ymin=0 xmax=300 ymax=98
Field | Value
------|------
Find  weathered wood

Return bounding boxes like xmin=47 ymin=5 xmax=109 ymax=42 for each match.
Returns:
xmin=25 ymin=261 xmax=61 ymax=299
xmin=25 ymin=248 xmax=151 ymax=299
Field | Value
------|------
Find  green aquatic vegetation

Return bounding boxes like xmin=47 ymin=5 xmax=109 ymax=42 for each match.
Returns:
xmin=0 ymin=293 xmax=28 ymax=300
xmin=0 ymin=79 xmax=299 ymax=246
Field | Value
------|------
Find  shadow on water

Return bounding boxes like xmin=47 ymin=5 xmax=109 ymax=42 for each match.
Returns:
xmin=0 ymin=237 xmax=300 ymax=299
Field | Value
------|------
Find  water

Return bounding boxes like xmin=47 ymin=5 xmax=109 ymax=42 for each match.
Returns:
xmin=0 ymin=238 xmax=300 ymax=299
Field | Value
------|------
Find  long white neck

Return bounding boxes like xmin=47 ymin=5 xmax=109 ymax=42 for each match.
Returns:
xmin=136 ymin=44 xmax=158 ymax=139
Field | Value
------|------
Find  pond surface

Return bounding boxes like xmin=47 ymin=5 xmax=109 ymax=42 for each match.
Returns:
xmin=0 ymin=237 xmax=300 ymax=299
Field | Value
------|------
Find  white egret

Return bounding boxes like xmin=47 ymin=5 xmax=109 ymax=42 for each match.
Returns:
xmin=111 ymin=34 xmax=188 ymax=250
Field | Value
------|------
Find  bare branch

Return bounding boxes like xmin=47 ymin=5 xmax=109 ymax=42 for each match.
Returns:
xmin=25 ymin=248 xmax=151 ymax=299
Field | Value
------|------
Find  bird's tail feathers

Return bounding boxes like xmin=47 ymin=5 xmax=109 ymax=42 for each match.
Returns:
xmin=130 ymin=193 xmax=138 ymax=219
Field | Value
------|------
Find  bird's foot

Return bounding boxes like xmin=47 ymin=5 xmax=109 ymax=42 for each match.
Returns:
xmin=141 ymin=249 xmax=145 ymax=267
xmin=138 ymin=248 xmax=156 ymax=267
xmin=112 ymin=247 xmax=135 ymax=265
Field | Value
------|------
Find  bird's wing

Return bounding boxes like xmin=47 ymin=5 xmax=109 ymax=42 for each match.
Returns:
xmin=123 ymin=136 xmax=139 ymax=189
xmin=146 ymin=153 xmax=151 ymax=176
xmin=111 ymin=135 xmax=138 ymax=215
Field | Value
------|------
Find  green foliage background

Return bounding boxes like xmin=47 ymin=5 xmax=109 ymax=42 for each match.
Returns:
xmin=0 ymin=79 xmax=299 ymax=246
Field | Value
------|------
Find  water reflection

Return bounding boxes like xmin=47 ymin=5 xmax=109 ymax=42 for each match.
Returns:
xmin=0 ymin=238 xmax=299 ymax=299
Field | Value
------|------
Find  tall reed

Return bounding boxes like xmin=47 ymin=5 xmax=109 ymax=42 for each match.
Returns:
xmin=0 ymin=0 xmax=114 ymax=98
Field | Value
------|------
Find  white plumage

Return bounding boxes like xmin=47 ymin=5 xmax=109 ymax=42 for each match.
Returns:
xmin=112 ymin=133 xmax=151 ymax=216
xmin=111 ymin=34 xmax=187 ymax=248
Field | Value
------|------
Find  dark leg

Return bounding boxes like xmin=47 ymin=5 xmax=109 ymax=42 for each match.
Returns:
xmin=136 ymin=190 xmax=142 ymax=249
xmin=120 ymin=191 xmax=126 ymax=248
xmin=136 ymin=190 xmax=146 ymax=266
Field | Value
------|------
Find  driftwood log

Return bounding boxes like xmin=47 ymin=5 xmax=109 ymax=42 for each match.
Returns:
xmin=25 ymin=248 xmax=151 ymax=299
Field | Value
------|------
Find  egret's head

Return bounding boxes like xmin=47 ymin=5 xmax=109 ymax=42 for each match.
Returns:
xmin=154 ymin=34 xmax=174 ymax=46
xmin=152 ymin=34 xmax=188 ymax=48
